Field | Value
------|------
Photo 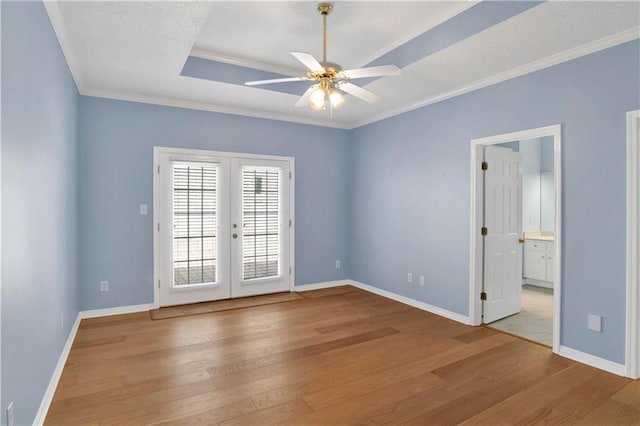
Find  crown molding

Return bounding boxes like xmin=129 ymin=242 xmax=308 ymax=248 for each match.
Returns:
xmin=355 ymin=0 xmax=479 ymax=68
xmin=189 ymin=48 xmax=302 ymax=77
xmin=43 ymin=0 xmax=84 ymax=91
xmin=351 ymin=26 xmax=640 ymax=129
xmin=79 ymin=87 xmax=351 ymax=130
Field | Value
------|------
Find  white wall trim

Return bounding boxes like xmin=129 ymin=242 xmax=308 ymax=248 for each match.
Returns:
xmin=558 ymin=345 xmax=627 ymax=377
xmin=626 ymin=109 xmax=640 ymax=379
xmin=80 ymin=303 xmax=154 ymax=319
xmin=42 ymin=0 xmax=84 ymax=91
xmin=32 ymin=313 xmax=82 ymax=426
xmin=469 ymin=125 xmax=562 ymax=355
xmin=79 ymin=88 xmax=351 ymax=130
xmin=294 ymin=279 xmax=470 ymax=324
xmin=349 ymin=280 xmax=470 ymax=325
xmin=294 ymin=280 xmax=351 ymax=292
xmin=352 ymin=28 xmax=640 ymax=129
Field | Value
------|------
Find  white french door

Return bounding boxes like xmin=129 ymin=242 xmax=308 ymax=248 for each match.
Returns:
xmin=482 ymin=146 xmax=523 ymax=323
xmin=231 ymin=158 xmax=290 ymax=298
xmin=155 ymin=148 xmax=292 ymax=307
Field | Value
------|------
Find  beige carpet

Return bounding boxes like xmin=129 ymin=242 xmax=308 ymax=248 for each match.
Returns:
xmin=150 ymin=291 xmax=304 ymax=320
xmin=488 ymin=284 xmax=553 ymax=346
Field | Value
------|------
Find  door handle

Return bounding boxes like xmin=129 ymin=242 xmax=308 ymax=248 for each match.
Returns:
xmin=233 ymin=233 xmax=238 ymax=239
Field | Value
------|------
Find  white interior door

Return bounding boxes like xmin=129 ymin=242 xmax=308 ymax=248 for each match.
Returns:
xmin=157 ymin=153 xmax=231 ymax=307
xmin=483 ymin=146 xmax=523 ymax=323
xmin=230 ymin=158 xmax=291 ymax=298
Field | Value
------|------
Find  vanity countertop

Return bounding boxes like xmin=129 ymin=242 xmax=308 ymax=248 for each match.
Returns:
xmin=524 ymin=231 xmax=554 ymax=242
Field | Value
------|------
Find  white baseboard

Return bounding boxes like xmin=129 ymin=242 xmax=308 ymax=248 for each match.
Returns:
xmin=293 ymin=280 xmax=351 ymax=292
xmin=348 ymin=280 xmax=470 ymax=325
xmin=32 ymin=313 xmax=82 ymax=426
xmin=558 ymin=345 xmax=627 ymax=377
xmin=80 ymin=303 xmax=154 ymax=319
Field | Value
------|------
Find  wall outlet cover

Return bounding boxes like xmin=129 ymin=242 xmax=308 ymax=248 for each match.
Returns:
xmin=100 ymin=280 xmax=109 ymax=292
xmin=587 ymin=314 xmax=602 ymax=332
xmin=407 ymin=272 xmax=413 ymax=283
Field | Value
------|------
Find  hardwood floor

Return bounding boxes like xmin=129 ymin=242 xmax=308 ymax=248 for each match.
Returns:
xmin=46 ymin=286 xmax=639 ymax=425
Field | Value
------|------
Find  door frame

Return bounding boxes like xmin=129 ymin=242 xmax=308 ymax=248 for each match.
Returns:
xmin=468 ymin=124 xmax=562 ymax=354
xmin=152 ymin=146 xmax=295 ymax=309
xmin=626 ymin=110 xmax=640 ymax=378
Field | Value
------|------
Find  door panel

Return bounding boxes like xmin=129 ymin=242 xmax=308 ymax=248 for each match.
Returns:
xmin=483 ymin=146 xmax=522 ymax=323
xmin=231 ymin=159 xmax=291 ymax=297
xmin=158 ymin=155 xmax=230 ymax=307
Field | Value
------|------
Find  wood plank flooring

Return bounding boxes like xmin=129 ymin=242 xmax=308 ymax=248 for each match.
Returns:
xmin=46 ymin=286 xmax=639 ymax=425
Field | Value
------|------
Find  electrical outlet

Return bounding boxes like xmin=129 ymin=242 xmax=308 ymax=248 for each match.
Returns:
xmin=335 ymin=260 xmax=341 ymax=269
xmin=139 ymin=204 xmax=148 ymax=215
xmin=100 ymin=280 xmax=109 ymax=292
xmin=7 ymin=401 xmax=14 ymax=426
xmin=588 ymin=314 xmax=602 ymax=332
xmin=419 ymin=275 xmax=425 ymax=286
xmin=407 ymin=272 xmax=413 ymax=283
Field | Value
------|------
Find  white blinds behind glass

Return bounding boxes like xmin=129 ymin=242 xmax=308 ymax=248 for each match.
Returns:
xmin=242 ymin=166 xmax=280 ymax=280
xmin=173 ymin=162 xmax=218 ymax=286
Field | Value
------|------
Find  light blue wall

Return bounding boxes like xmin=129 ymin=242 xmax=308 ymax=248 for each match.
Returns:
xmin=1 ymin=2 xmax=79 ymax=425
xmin=77 ymin=98 xmax=350 ymax=310
xmin=349 ymin=40 xmax=640 ymax=364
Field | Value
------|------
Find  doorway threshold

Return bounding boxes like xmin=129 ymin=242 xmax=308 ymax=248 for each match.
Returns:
xmin=150 ymin=291 xmax=304 ymax=320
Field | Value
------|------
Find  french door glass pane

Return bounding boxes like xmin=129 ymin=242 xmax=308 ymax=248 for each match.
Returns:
xmin=173 ymin=162 xmax=218 ymax=285
xmin=242 ymin=166 xmax=280 ymax=280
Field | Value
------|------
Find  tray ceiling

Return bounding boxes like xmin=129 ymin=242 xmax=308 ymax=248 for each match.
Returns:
xmin=45 ymin=1 xmax=640 ymax=129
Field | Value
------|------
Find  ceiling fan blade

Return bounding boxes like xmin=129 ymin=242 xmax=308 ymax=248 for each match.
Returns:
xmin=291 ymin=51 xmax=325 ymax=73
xmin=295 ymin=85 xmax=318 ymax=107
xmin=341 ymin=65 xmax=401 ymax=79
xmin=338 ymin=82 xmax=381 ymax=103
xmin=245 ymin=76 xmax=309 ymax=86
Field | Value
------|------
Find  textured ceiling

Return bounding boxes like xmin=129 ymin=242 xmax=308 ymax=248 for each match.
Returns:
xmin=46 ymin=1 xmax=640 ymax=129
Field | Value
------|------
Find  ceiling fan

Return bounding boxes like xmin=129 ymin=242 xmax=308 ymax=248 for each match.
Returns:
xmin=245 ymin=2 xmax=400 ymax=111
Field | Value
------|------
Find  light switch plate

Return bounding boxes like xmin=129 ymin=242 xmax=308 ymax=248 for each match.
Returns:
xmin=139 ymin=204 xmax=148 ymax=215
xmin=407 ymin=273 xmax=413 ymax=283
xmin=588 ymin=314 xmax=602 ymax=332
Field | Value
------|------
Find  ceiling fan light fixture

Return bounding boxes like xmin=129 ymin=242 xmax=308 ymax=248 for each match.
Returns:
xmin=327 ymin=86 xmax=344 ymax=108
xmin=244 ymin=2 xmax=400 ymax=112
xmin=310 ymin=87 xmax=326 ymax=110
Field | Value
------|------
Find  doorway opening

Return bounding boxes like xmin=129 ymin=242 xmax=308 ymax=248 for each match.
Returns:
xmin=469 ymin=125 xmax=562 ymax=353
xmin=153 ymin=147 xmax=295 ymax=308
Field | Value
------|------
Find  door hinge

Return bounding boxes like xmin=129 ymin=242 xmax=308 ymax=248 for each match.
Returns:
xmin=481 ymin=161 xmax=488 ymax=170
xmin=480 ymin=292 xmax=487 ymax=301
xmin=289 ymin=219 xmax=292 ymax=227
xmin=157 ymin=223 xmax=160 ymax=232
xmin=157 ymin=164 xmax=160 ymax=174
xmin=289 ymin=267 xmax=292 ymax=275
xmin=289 ymin=171 xmax=292 ymax=179
xmin=481 ymin=227 xmax=488 ymax=236
xmin=158 ymin=280 xmax=161 ymax=288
